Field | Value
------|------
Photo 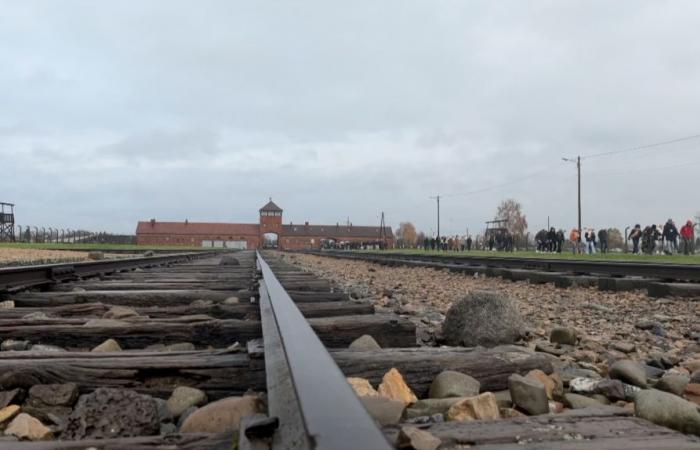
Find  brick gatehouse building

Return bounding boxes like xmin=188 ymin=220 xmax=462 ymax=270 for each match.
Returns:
xmin=136 ymin=199 xmax=394 ymax=250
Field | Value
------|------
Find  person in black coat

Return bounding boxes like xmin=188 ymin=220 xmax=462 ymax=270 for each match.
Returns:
xmin=598 ymin=228 xmax=608 ymax=254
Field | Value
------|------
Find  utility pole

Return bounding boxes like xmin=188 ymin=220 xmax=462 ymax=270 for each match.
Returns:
xmin=563 ymin=156 xmax=582 ymax=239
xmin=577 ymin=156 xmax=581 ymax=237
xmin=429 ymin=195 xmax=441 ymax=249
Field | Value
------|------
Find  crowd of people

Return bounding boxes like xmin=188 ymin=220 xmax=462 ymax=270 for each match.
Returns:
xmin=626 ymin=219 xmax=696 ymax=255
xmin=408 ymin=218 xmax=697 ymax=257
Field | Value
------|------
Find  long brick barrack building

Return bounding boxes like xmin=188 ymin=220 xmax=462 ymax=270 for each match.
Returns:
xmin=136 ymin=199 xmax=393 ymax=250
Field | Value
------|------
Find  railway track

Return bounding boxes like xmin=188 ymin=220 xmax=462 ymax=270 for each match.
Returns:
xmin=307 ymin=250 xmax=700 ymax=299
xmin=0 ymin=251 xmax=697 ymax=448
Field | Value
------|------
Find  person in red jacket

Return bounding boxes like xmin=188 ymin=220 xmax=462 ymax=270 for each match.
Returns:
xmin=680 ymin=220 xmax=695 ymax=255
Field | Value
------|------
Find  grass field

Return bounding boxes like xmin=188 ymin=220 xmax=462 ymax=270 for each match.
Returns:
xmin=359 ymin=248 xmax=700 ymax=265
xmin=0 ymin=242 xmax=207 ymax=252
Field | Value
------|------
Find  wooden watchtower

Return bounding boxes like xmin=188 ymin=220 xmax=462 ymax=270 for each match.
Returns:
xmin=0 ymin=202 xmax=15 ymax=242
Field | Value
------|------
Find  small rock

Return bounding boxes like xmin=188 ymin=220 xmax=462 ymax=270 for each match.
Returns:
xmin=563 ymin=393 xmax=607 ymax=409
xmin=684 ymin=383 xmax=700 ymax=406
xmin=359 ymin=396 xmax=405 ymax=426
xmin=29 ymin=344 xmax=65 ymax=352
xmin=656 ymin=374 xmax=690 ymax=397
xmin=428 ymin=370 xmax=480 ymax=399
xmin=635 ymin=320 xmax=661 ymax=330
xmin=635 ymin=389 xmax=700 ymax=436
xmin=377 ymin=368 xmax=417 ymax=406
xmin=0 ymin=300 xmax=15 ymax=309
xmin=22 ymin=312 xmax=49 ymax=320
xmin=446 ymin=392 xmax=500 ymax=421
xmin=347 ymin=378 xmax=378 ymax=397
xmin=609 ymin=359 xmax=648 ymax=388
xmin=612 ymin=342 xmax=636 ymax=353
xmin=442 ymin=290 xmax=524 ymax=347
xmin=593 ymin=379 xmax=628 ymax=401
xmin=143 ymin=251 xmax=155 ymax=257
xmin=83 ymin=319 xmax=128 ymax=327
xmin=535 ymin=342 xmax=566 ymax=356
xmin=166 ymin=342 xmax=196 ymax=352
xmin=349 ymin=335 xmax=381 ymax=351
xmin=71 ymin=287 xmax=86 ymax=293
xmin=180 ymin=396 xmax=263 ymax=433
xmin=1 ymin=340 xmax=31 ymax=351
xmin=398 ymin=426 xmax=441 ymax=450
xmin=406 ymin=398 xmax=465 ymax=418
xmin=91 ymin=338 xmax=122 ymax=352
xmin=103 ymin=306 xmax=139 ymax=320
xmin=4 ymin=413 xmax=52 ymax=441
xmin=223 ymin=297 xmax=240 ymax=305
xmin=508 ymin=373 xmax=549 ymax=415
xmin=166 ymin=387 xmax=207 ymax=418
xmin=154 ymin=398 xmax=173 ymax=423
xmin=0 ymin=405 xmax=20 ymax=424
xmin=550 ymin=327 xmax=577 ymax=346
xmin=160 ymin=422 xmax=177 ymax=435
xmin=28 ymin=383 xmax=78 ymax=407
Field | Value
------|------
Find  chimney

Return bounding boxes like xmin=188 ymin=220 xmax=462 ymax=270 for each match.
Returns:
xmin=304 ymin=221 xmax=309 ymax=227
xmin=150 ymin=219 xmax=156 ymax=227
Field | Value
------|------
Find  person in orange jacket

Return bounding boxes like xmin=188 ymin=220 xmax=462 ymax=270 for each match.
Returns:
xmin=569 ymin=228 xmax=581 ymax=254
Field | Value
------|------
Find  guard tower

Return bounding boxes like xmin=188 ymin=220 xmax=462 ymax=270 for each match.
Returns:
xmin=259 ymin=198 xmax=283 ymax=248
xmin=0 ymin=202 xmax=15 ymax=242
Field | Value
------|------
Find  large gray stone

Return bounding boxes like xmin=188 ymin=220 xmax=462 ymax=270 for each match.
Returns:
xmin=428 ymin=371 xmax=480 ymax=399
xmin=635 ymin=389 xmax=700 ymax=436
xmin=63 ymin=388 xmax=160 ymax=439
xmin=442 ymin=290 xmax=524 ymax=347
xmin=508 ymin=374 xmax=548 ymax=415
xmin=609 ymin=359 xmax=648 ymax=388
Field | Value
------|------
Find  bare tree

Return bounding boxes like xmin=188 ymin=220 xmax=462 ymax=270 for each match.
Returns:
xmin=607 ymin=228 xmax=624 ymax=249
xmin=495 ymin=199 xmax=528 ymax=238
xmin=395 ymin=222 xmax=418 ymax=248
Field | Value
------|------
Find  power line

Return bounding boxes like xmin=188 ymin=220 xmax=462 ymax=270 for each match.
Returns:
xmin=580 ymin=133 xmax=700 ymax=160
xmin=440 ymin=164 xmax=560 ymax=198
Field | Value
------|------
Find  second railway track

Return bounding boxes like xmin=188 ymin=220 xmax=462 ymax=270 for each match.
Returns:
xmin=0 ymin=250 xmax=697 ymax=448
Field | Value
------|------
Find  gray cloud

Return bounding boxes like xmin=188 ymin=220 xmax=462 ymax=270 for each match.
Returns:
xmin=1 ymin=1 xmax=700 ymax=235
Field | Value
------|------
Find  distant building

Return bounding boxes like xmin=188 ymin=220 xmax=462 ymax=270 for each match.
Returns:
xmin=135 ymin=199 xmax=393 ymax=250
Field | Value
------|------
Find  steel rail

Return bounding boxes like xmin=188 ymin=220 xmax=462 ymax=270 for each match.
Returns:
xmin=257 ymin=251 xmax=392 ymax=450
xmin=0 ymin=251 xmax=222 ymax=293
xmin=309 ymin=250 xmax=700 ymax=282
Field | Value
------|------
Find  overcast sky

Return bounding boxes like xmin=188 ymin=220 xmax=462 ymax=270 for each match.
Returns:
xmin=2 ymin=1 xmax=699 ymax=236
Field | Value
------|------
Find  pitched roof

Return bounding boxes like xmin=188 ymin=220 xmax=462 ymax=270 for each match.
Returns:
xmin=259 ymin=199 xmax=283 ymax=212
xmin=281 ymin=224 xmax=393 ymax=239
xmin=136 ymin=221 xmax=259 ymax=237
